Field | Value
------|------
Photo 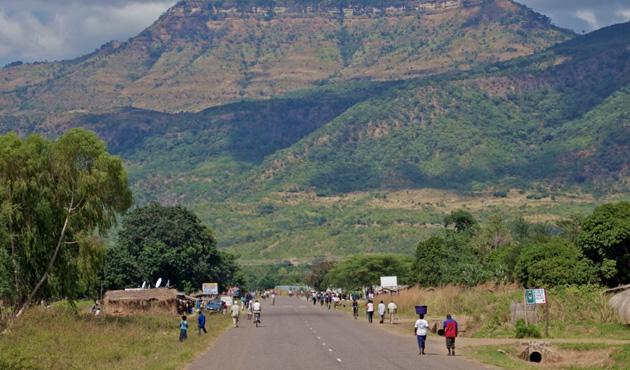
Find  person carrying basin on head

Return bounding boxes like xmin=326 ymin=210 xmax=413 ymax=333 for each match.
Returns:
xmin=414 ymin=313 xmax=430 ymax=355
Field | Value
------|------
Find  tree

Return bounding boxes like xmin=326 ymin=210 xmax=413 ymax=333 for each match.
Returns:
xmin=443 ymin=209 xmax=477 ymax=232
xmin=414 ymin=236 xmax=448 ymax=286
xmin=306 ymin=259 xmax=335 ymax=291
xmin=0 ymin=130 xmax=132 ymax=316
xmin=324 ymin=254 xmax=412 ymax=291
xmin=471 ymin=213 xmax=513 ymax=253
xmin=105 ymin=204 xmax=241 ymax=293
xmin=514 ymin=239 xmax=597 ymax=287
xmin=576 ymin=202 xmax=630 ymax=287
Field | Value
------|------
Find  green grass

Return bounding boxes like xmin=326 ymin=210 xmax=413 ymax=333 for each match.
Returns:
xmin=469 ymin=344 xmax=630 ymax=370
xmin=0 ymin=301 xmax=230 ymax=370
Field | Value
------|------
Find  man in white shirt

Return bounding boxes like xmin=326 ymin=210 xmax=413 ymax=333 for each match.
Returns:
xmin=377 ymin=301 xmax=386 ymax=324
xmin=252 ymin=300 xmax=262 ymax=325
xmin=387 ymin=300 xmax=397 ymax=324
xmin=414 ymin=314 xmax=430 ymax=355
xmin=230 ymin=300 xmax=241 ymax=328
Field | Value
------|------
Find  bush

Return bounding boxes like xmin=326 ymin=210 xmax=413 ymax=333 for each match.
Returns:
xmin=514 ymin=239 xmax=597 ymax=287
xmin=515 ymin=318 xmax=541 ymax=338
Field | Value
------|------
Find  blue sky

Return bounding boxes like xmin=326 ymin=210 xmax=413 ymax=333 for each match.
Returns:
xmin=1 ymin=0 xmax=629 ymax=66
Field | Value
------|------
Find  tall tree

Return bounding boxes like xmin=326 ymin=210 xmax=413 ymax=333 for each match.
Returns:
xmin=577 ymin=202 xmax=630 ymax=287
xmin=105 ymin=204 xmax=242 ymax=293
xmin=0 ymin=130 xmax=132 ymax=316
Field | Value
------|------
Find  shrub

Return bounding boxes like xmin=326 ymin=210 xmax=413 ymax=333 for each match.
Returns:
xmin=515 ymin=318 xmax=541 ymax=338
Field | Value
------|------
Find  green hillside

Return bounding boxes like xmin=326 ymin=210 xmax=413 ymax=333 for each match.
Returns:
xmin=3 ymin=22 xmax=619 ymax=261
xmin=1 ymin=2 xmax=628 ymax=262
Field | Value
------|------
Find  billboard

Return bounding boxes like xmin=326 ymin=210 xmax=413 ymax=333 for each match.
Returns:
xmin=202 ymin=283 xmax=219 ymax=295
xmin=380 ymin=276 xmax=398 ymax=288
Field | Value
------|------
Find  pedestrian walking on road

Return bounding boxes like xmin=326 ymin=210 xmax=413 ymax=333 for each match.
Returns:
xmin=366 ymin=301 xmax=374 ymax=323
xmin=414 ymin=313 xmax=430 ymax=355
xmin=247 ymin=299 xmax=254 ymax=320
xmin=378 ymin=301 xmax=386 ymax=324
xmin=352 ymin=298 xmax=359 ymax=319
xmin=252 ymin=299 xmax=262 ymax=326
xmin=179 ymin=315 xmax=189 ymax=342
xmin=230 ymin=300 xmax=241 ymax=328
xmin=271 ymin=292 xmax=276 ymax=306
xmin=443 ymin=314 xmax=459 ymax=356
xmin=197 ymin=309 xmax=207 ymax=334
xmin=387 ymin=300 xmax=397 ymax=324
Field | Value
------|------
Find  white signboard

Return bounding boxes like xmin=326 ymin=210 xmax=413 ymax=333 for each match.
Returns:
xmin=203 ymin=283 xmax=218 ymax=295
xmin=525 ymin=288 xmax=546 ymax=305
xmin=380 ymin=276 xmax=398 ymax=288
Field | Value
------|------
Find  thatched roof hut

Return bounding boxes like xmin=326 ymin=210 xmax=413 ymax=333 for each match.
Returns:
xmin=103 ymin=288 xmax=189 ymax=316
xmin=607 ymin=284 xmax=630 ymax=324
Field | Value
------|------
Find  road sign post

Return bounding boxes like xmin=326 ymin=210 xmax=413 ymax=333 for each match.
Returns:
xmin=524 ymin=288 xmax=548 ymax=337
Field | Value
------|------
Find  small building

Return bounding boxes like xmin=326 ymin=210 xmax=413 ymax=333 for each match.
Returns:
xmin=607 ymin=284 xmax=630 ymax=324
xmin=103 ymin=288 xmax=193 ymax=316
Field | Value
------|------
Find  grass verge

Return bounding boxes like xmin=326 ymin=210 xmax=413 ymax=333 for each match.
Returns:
xmin=467 ymin=343 xmax=630 ymax=370
xmin=0 ymin=301 xmax=230 ymax=370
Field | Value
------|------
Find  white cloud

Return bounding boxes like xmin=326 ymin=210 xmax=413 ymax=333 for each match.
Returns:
xmin=616 ymin=8 xmax=630 ymax=19
xmin=575 ymin=9 xmax=600 ymax=29
xmin=0 ymin=1 xmax=175 ymax=65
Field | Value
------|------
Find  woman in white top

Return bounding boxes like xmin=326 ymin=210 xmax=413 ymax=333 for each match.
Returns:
xmin=414 ymin=313 xmax=430 ymax=355
xmin=366 ymin=301 xmax=375 ymax=323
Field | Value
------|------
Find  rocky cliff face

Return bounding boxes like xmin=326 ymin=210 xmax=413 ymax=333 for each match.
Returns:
xmin=0 ymin=0 xmax=571 ymax=118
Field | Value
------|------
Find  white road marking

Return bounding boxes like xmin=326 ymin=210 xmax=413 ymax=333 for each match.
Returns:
xmin=317 ymin=336 xmax=321 ymax=340
xmin=328 ymin=348 xmax=333 ymax=352
xmin=336 ymin=358 xmax=342 ymax=363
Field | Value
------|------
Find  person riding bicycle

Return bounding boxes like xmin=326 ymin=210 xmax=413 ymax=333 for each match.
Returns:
xmin=252 ymin=299 xmax=262 ymax=325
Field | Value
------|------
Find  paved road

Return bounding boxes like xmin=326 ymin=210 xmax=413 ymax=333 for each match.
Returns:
xmin=189 ymin=296 xmax=489 ymax=370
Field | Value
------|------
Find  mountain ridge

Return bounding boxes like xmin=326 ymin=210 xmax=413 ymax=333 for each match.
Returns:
xmin=0 ymin=0 xmax=571 ymax=117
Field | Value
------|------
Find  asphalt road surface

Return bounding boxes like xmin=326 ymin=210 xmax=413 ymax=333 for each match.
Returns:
xmin=188 ymin=296 xmax=489 ymax=370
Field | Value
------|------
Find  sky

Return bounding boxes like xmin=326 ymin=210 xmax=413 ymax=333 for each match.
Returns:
xmin=0 ymin=0 xmax=629 ymax=66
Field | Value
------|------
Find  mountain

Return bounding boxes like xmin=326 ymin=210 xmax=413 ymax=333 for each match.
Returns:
xmin=2 ymin=1 xmax=628 ymax=261
xmin=0 ymin=0 xmax=570 ymax=117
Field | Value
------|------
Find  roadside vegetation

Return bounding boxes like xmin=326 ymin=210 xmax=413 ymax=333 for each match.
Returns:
xmin=469 ymin=343 xmax=630 ymax=370
xmin=0 ymin=301 xmax=230 ymax=370
xmin=362 ymin=284 xmax=628 ymax=340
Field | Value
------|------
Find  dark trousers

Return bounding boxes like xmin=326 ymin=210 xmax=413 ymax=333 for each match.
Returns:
xmin=367 ymin=311 xmax=373 ymax=323
xmin=198 ymin=325 xmax=207 ymax=334
xmin=416 ymin=335 xmax=426 ymax=352
xmin=446 ymin=337 xmax=456 ymax=349
xmin=179 ymin=329 xmax=187 ymax=342
xmin=379 ymin=314 xmax=384 ymax=323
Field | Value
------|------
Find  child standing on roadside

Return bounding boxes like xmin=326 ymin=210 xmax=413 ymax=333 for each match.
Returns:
xmin=179 ymin=315 xmax=189 ymax=342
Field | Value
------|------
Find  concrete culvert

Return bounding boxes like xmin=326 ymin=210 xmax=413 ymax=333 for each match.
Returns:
xmin=529 ymin=351 xmax=542 ymax=363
